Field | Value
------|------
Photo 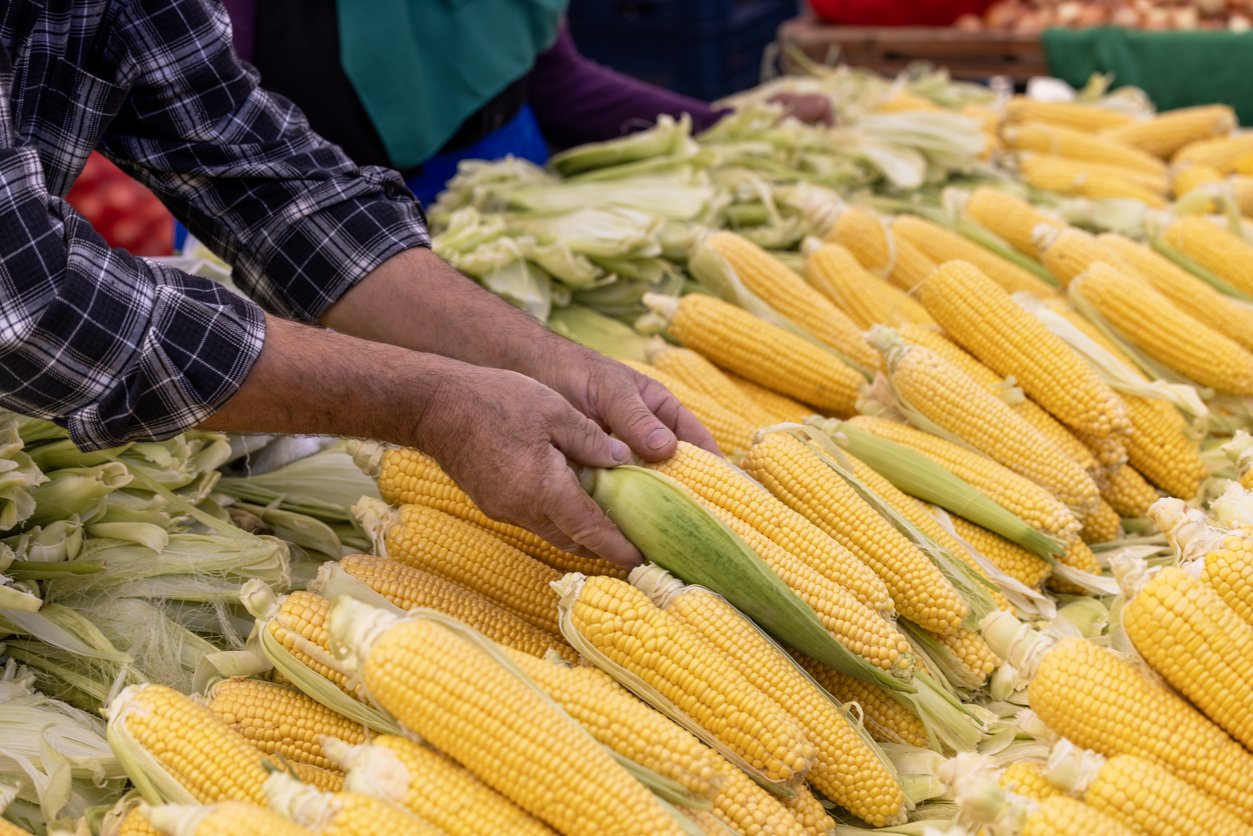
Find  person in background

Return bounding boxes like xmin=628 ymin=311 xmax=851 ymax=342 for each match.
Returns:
xmin=0 ymin=0 xmax=719 ymax=569
xmin=224 ymin=1 xmax=833 ymax=204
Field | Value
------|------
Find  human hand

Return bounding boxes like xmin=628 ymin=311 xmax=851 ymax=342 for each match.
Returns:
xmin=767 ymin=92 xmax=835 ymax=126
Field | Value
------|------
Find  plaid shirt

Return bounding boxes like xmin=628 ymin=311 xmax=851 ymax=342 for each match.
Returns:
xmin=0 ymin=0 xmax=430 ymax=449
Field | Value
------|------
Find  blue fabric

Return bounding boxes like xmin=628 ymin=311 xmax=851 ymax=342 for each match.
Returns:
xmin=405 ymin=104 xmax=549 ymax=206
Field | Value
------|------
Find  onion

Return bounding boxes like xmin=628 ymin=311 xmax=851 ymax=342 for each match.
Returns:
xmin=985 ymin=0 xmax=1025 ymax=30
xmin=1110 ymin=4 xmax=1142 ymax=27
xmin=1172 ymin=6 xmax=1200 ymax=29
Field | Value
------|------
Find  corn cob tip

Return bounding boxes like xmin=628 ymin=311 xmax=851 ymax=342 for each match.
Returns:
xmin=263 ymin=771 xmax=329 ymax=828
xmin=1031 ymin=223 xmax=1061 ymax=257
xmin=346 ymin=440 xmax=386 ymax=480
xmin=799 ymin=235 xmax=825 ymax=259
xmin=641 ymin=293 xmax=679 ymax=320
xmin=326 ymin=597 xmax=403 ymax=675
xmin=239 ymin=577 xmax=279 ymax=620
xmin=550 ymin=572 xmax=587 ymax=610
xmin=102 ymin=682 xmax=149 ymax=722
xmin=333 ymin=741 xmax=410 ymax=805
xmin=350 ymin=497 xmax=397 ymax=551
xmin=627 ymin=563 xmax=686 ymax=608
xmin=643 ymin=336 xmax=672 ymax=363
xmin=1222 ymin=429 xmax=1253 ymax=470
xmin=866 ymin=324 xmax=906 ymax=360
xmin=141 ymin=803 xmax=202 ymax=836
xmin=1042 ymin=739 xmax=1103 ymax=794
xmin=978 ymin=611 xmax=1051 ymax=675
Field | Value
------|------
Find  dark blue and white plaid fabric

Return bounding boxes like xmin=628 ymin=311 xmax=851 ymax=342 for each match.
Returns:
xmin=0 ymin=0 xmax=430 ymax=449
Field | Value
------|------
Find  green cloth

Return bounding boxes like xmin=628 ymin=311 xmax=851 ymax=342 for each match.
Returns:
xmin=336 ymin=0 xmax=565 ymax=169
xmin=1042 ymin=26 xmax=1253 ymax=125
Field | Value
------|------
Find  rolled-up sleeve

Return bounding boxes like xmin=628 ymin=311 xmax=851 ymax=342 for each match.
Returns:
xmin=97 ymin=0 xmax=430 ymax=324
xmin=0 ymin=144 xmax=265 ymax=449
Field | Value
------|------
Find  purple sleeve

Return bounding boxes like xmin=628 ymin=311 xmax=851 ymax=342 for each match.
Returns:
xmin=528 ymin=21 xmax=732 ymax=149
xmin=220 ymin=0 xmax=256 ymax=62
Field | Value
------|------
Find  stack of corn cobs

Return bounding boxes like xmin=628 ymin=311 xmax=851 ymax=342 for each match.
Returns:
xmin=7 ymin=75 xmax=1253 ymax=836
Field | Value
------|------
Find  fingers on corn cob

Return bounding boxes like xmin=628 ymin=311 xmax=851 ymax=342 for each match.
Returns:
xmin=648 ymin=344 xmax=774 ymax=427
xmin=621 ymin=359 xmax=758 ymax=455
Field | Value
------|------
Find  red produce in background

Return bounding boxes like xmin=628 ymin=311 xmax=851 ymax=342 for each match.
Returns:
xmin=809 ymin=0 xmax=995 ymax=26
xmin=65 ymin=152 xmax=174 ymax=257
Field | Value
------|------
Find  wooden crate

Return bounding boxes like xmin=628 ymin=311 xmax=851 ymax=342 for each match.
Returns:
xmin=778 ymin=17 xmax=1047 ymax=83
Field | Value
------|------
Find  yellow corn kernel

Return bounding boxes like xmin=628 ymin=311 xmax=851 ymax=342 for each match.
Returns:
xmin=263 ymin=773 xmax=436 ymax=835
xmin=1004 ymin=122 xmax=1167 ymax=176
xmin=1100 ymin=466 xmax=1158 ymax=518
xmin=965 ymin=186 xmax=1065 ymax=258
xmin=783 ymin=784 xmax=836 ymax=834
xmin=1006 ymin=98 xmax=1136 ymax=133
xmin=1121 ymin=396 xmax=1206 ymax=500
xmin=825 ymin=205 xmax=893 ymax=276
xmin=887 ymin=236 xmax=939 ymax=293
xmin=265 ymin=592 xmax=356 ymax=698
xmin=1103 ymin=105 xmax=1237 ymax=159
xmin=649 ymin=344 xmax=774 ymax=427
xmin=1016 ymin=153 xmax=1169 ymax=203
xmin=1196 ymin=533 xmax=1253 ymax=630
xmin=708 ymin=760 xmax=805 ymax=836
xmin=288 ymin=761 xmax=343 ymax=793
xmin=1081 ymin=752 xmax=1248 ymax=836
xmin=950 ymin=517 xmax=1052 ymax=588
xmin=723 ymin=372 xmax=812 ymax=424
xmin=920 ymin=260 xmax=1130 ymax=439
xmin=1037 ymin=226 xmax=1135 ymax=286
xmin=381 ymin=504 xmax=561 ymax=633
xmin=621 ymin=359 xmax=758 ymax=455
xmin=1020 ymin=796 xmax=1135 ymax=836
xmin=1162 ymin=215 xmax=1253 ymax=297
xmin=644 ymin=293 xmax=866 ymax=416
xmin=1029 ymin=637 xmax=1253 ymax=825
xmin=999 ymin=762 xmax=1065 ymax=802
xmin=143 ymin=800 xmax=311 ymax=836
xmin=112 ymin=805 xmax=161 ymax=836
xmin=793 ymin=654 xmax=929 ymax=748
xmin=204 ymin=678 xmax=366 ymax=773
xmin=804 ymin=243 xmax=935 ymax=330
xmin=892 ymin=215 xmax=1057 ymax=297
xmin=933 ymin=627 xmax=999 ymax=686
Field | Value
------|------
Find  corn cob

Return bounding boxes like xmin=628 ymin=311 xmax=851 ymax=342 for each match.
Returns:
xmin=1162 ymin=215 xmax=1253 ymax=297
xmin=1079 ymin=499 xmax=1121 ymax=545
xmin=558 ymin=574 xmax=816 ymax=784
xmin=887 ymin=236 xmax=939 ymax=292
xmin=105 ymin=684 xmax=269 ymax=805
xmin=784 ymin=784 xmax=837 ymax=834
xmin=892 ymin=215 xmax=1057 ymax=297
xmin=1004 ymin=122 xmax=1167 ymax=175
xmin=203 ymin=678 xmax=366 ymax=773
xmin=825 ymin=205 xmax=894 ymax=275
xmin=634 ymin=568 xmax=907 ymax=826
xmin=111 ymin=803 xmax=161 ymax=836
xmin=846 ymin=415 xmax=1081 ymax=541
xmin=792 ymin=654 xmax=929 ymax=748
xmin=1037 ymin=227 xmax=1135 ymax=286
xmin=933 ymin=627 xmax=999 ymax=686
xmin=920 ymin=260 xmax=1130 ymax=439
xmin=375 ymin=503 xmax=561 ymax=633
xmin=649 ymin=344 xmax=774 ymax=427
xmin=1173 ymin=132 xmax=1253 ymax=172
xmin=1229 ymin=174 xmax=1253 ymax=218
xmin=263 ymin=773 xmax=435 ymax=835
xmin=1100 ymin=465 xmax=1158 ymax=518
xmin=1192 ymin=532 xmax=1253 ymax=629
xmin=1123 ymin=566 xmax=1253 ymax=750
xmin=262 ymin=592 xmax=356 ymax=698
xmin=1017 ymin=154 xmax=1168 ymax=206
xmin=700 ymin=231 xmax=880 ymax=370
xmin=950 ymin=516 xmax=1052 ymax=588
xmin=708 ymin=761 xmax=805 ymax=836
xmin=1122 ymin=398 xmax=1206 ymax=500
xmin=643 ymin=293 xmax=866 ymax=415
xmin=326 ymin=553 xmax=574 ymax=662
xmin=963 ymin=187 xmax=1064 ymax=258
xmin=1103 ymin=105 xmax=1237 ymax=158
xmin=1028 ymin=637 xmax=1253 ymax=824
xmin=287 ymin=763 xmax=343 ymax=793
xmin=999 ymin=762 xmax=1065 ymax=802
xmin=1172 ymin=163 xmax=1223 ymax=199
xmin=143 ymin=801 xmax=311 ymax=836
xmin=1005 ymin=98 xmax=1136 ymax=132
xmin=622 ymin=359 xmax=758 ymax=454
xmin=743 ymin=432 xmax=967 ymax=635
xmin=649 ymin=441 xmax=894 ymax=615
xmin=724 ymin=372 xmax=812 ymax=423
xmin=331 ymin=602 xmax=683 ymax=835
xmin=804 ymin=243 xmax=935 ymax=329
xmin=502 ymin=649 xmax=723 ymax=801
xmin=1046 ymin=746 xmax=1247 ymax=836
xmin=324 ymin=735 xmax=554 ymax=835
xmin=1020 ymin=796 xmax=1135 ymax=836
xmin=875 ymin=336 xmax=1100 ymax=512
xmin=875 ymin=89 xmax=944 ymax=113
xmin=1072 ymin=261 xmax=1253 ymax=394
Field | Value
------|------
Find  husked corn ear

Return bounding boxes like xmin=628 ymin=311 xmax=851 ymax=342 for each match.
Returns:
xmin=784 ymin=784 xmax=836 ymax=834
xmin=1037 ymin=227 xmax=1134 ymax=286
xmin=847 ymin=415 xmax=1081 ymax=541
xmin=1173 ymin=163 xmax=1223 ymax=199
xmin=204 ymin=678 xmax=366 ymax=773
xmin=381 ymin=504 xmax=560 ymax=633
xmin=623 ymin=359 xmax=758 ymax=454
xmin=875 ymin=89 xmax=944 ymax=113
xmin=1081 ymin=753 xmax=1248 ymax=836
xmin=642 ymin=575 xmax=907 ymax=826
xmin=288 ymin=762 xmax=343 ymax=793
xmin=1197 ymin=533 xmax=1253 ymax=629
xmin=1006 ymin=98 xmax=1136 ymax=133
xmin=1048 ymin=540 xmax=1104 ymax=596
xmin=1162 ymin=215 xmax=1253 ymax=297
xmin=950 ymin=517 xmax=1052 ymax=588
xmin=143 ymin=801 xmax=311 ymax=836
xmin=933 ymin=627 xmax=999 ymax=686
xmin=1071 ymin=262 xmax=1253 ymax=395
xmin=887 ymin=237 xmax=938 ymax=292
xmin=329 ymin=735 xmax=553 ymax=835
xmin=106 ymin=684 xmax=269 ymax=805
xmin=1070 ymin=427 xmax=1127 ymax=473
xmin=266 ymin=592 xmax=355 ymax=697
xmin=1101 ymin=466 xmax=1158 ymax=518
xmin=804 ymin=243 xmax=935 ymax=329
xmin=826 ymin=205 xmax=893 ymax=275
xmin=1099 ymin=232 xmax=1253 ymax=353
xmin=999 ymin=762 xmax=1065 ymax=802
xmin=503 ymin=649 xmax=723 ymax=801
xmin=877 ymin=338 xmax=1100 ymax=512
xmin=333 ymin=605 xmax=682 ymax=835
xmin=1020 ymin=796 xmax=1135 ymax=836
xmin=1028 ymin=637 xmax=1253 ymax=824
xmin=650 ymin=441 xmax=893 ymax=615
xmin=702 ymin=231 xmax=879 ymax=370
xmin=649 ymin=345 xmax=774 ymax=426
xmin=709 ymin=760 xmax=805 ymax=836
xmin=113 ymin=804 xmax=161 ymax=836
xmin=920 ymin=260 xmax=1130 ymax=439
xmin=644 ymin=293 xmax=866 ymax=416
xmin=964 ymin=187 xmax=1064 ymax=257
xmin=1123 ymin=567 xmax=1253 ymax=750
xmin=1173 ymin=132 xmax=1253 ymax=172
xmin=1121 ymin=396 xmax=1206 ymax=500
xmin=1079 ymin=500 xmax=1121 ymax=545
xmin=263 ymin=773 xmax=434 ymax=836
xmin=372 ymin=447 xmax=624 ymax=578
xmin=793 ymin=654 xmax=929 ymax=748
xmin=892 ymin=215 xmax=1057 ymax=297
xmin=332 ymin=553 xmax=574 ymax=662
xmin=1017 ymin=154 xmax=1169 ymax=206
xmin=724 ymin=372 xmax=812 ymax=423
xmin=0 ymin=819 xmax=28 ymax=836
xmin=1004 ymin=122 xmax=1166 ymax=175
xmin=743 ymin=432 xmax=967 ymax=635
xmin=1103 ymin=105 xmax=1237 ymax=158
